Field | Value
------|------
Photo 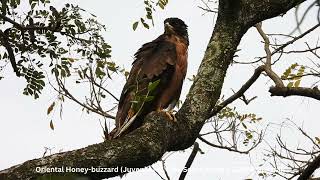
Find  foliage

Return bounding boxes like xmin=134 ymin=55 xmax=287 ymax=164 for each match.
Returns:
xmin=215 ymin=104 xmax=263 ymax=147
xmin=132 ymin=0 xmax=169 ymax=31
xmin=131 ymin=79 xmax=160 ymax=113
xmin=0 ymin=0 xmax=113 ymax=99
xmin=281 ymin=63 xmax=305 ymax=87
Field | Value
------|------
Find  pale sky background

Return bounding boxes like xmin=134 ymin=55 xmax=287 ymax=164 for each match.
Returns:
xmin=0 ymin=0 xmax=319 ymax=180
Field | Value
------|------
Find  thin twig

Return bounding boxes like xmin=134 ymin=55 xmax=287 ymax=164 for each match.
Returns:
xmin=161 ymin=160 xmax=170 ymax=180
xmin=55 ymin=76 xmax=115 ymax=119
xmin=84 ymin=72 xmax=119 ymax=102
xmin=150 ymin=166 xmax=166 ymax=180
xmin=198 ymin=135 xmax=261 ymax=154
xmin=210 ymin=65 xmax=265 ymax=116
xmin=235 ymin=23 xmax=320 ymax=65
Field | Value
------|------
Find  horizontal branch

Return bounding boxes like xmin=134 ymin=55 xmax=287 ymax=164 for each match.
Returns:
xmin=0 ymin=112 xmax=195 ymax=180
xmin=269 ymin=86 xmax=320 ymax=100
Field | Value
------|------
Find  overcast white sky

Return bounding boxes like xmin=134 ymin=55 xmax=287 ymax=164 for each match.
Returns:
xmin=0 ymin=0 xmax=319 ymax=179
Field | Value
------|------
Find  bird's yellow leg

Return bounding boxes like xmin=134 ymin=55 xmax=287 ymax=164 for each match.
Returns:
xmin=156 ymin=107 xmax=177 ymax=122
xmin=165 ymin=109 xmax=177 ymax=122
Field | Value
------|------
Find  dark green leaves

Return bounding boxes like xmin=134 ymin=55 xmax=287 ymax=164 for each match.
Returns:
xmin=157 ymin=0 xmax=169 ymax=9
xmin=148 ymin=79 xmax=160 ymax=92
xmin=132 ymin=0 xmax=169 ymax=31
xmin=130 ymin=79 xmax=161 ymax=113
xmin=1 ymin=1 xmax=115 ymax=100
xmin=21 ymin=67 xmax=46 ymax=99
xmin=133 ymin=21 xmax=139 ymax=31
xmin=140 ymin=18 xmax=150 ymax=29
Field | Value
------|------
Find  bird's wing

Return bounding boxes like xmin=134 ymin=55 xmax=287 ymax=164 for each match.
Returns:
xmin=113 ymin=36 xmax=178 ymax=137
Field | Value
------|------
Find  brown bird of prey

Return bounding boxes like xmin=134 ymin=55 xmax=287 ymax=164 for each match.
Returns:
xmin=110 ymin=17 xmax=189 ymax=139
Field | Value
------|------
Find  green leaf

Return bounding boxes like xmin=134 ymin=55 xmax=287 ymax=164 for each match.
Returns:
xmin=246 ymin=131 xmax=253 ymax=139
xmin=294 ymin=80 xmax=301 ymax=87
xmin=132 ymin=21 xmax=139 ymax=31
xmin=290 ymin=63 xmax=298 ymax=69
xmin=31 ymin=2 xmax=36 ymax=9
xmin=158 ymin=2 xmax=165 ymax=9
xmin=140 ymin=18 xmax=149 ymax=29
xmin=287 ymin=82 xmax=294 ymax=87
xmin=144 ymin=96 xmax=154 ymax=102
xmin=107 ymin=65 xmax=117 ymax=72
xmin=242 ymin=123 xmax=247 ymax=129
xmin=142 ymin=22 xmax=149 ymax=29
xmin=148 ymin=79 xmax=160 ymax=92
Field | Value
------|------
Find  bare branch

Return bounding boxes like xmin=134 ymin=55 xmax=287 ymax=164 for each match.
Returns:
xmin=211 ymin=65 xmax=265 ymax=116
xmin=179 ymin=142 xmax=200 ymax=180
xmin=161 ymin=160 xmax=170 ymax=180
xmin=269 ymin=86 xmax=320 ymax=100
xmin=197 ymin=135 xmax=261 ymax=154
xmin=84 ymin=71 xmax=119 ymax=102
xmin=272 ymin=23 xmax=320 ymax=57
xmin=255 ymin=23 xmax=284 ymax=87
xmin=55 ymin=76 xmax=115 ymax=119
xmin=234 ymin=23 xmax=320 ymax=65
xmin=151 ymin=166 xmax=166 ymax=180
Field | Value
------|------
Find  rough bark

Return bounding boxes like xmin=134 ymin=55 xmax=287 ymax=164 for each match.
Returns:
xmin=0 ymin=0 xmax=307 ymax=179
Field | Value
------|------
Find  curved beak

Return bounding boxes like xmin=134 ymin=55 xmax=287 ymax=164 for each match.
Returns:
xmin=164 ymin=22 xmax=174 ymax=33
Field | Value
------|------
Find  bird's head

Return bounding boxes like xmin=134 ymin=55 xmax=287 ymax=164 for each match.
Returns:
xmin=164 ymin=18 xmax=188 ymax=41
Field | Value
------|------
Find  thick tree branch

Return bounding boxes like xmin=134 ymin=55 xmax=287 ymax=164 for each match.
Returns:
xmin=269 ymin=86 xmax=320 ymax=100
xmin=298 ymin=154 xmax=320 ymax=180
xmin=240 ymin=0 xmax=307 ymax=28
xmin=0 ymin=0 xmax=308 ymax=179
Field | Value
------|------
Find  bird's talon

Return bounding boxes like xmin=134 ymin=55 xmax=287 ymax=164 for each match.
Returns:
xmin=165 ymin=111 xmax=177 ymax=122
